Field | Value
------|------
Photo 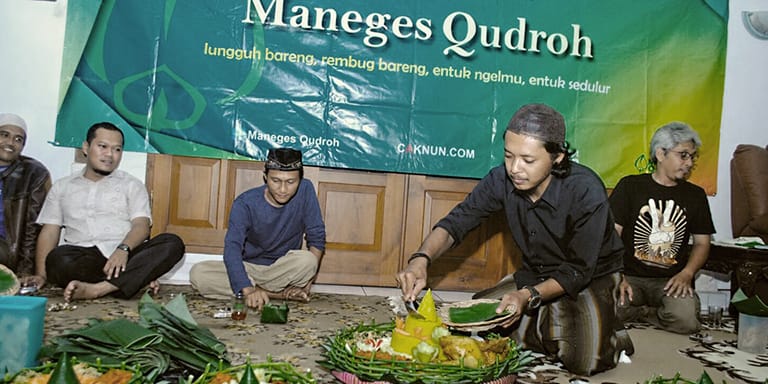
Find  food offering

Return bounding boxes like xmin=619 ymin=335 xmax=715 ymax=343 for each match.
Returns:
xmin=182 ymin=357 xmax=315 ymax=384
xmin=319 ymin=290 xmax=533 ymax=384
xmin=2 ymin=353 xmax=143 ymax=384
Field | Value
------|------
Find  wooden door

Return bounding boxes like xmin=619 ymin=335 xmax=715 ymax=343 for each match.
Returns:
xmin=403 ymin=175 xmax=520 ymax=292
xmin=313 ymin=168 xmax=406 ymax=286
xmin=147 ymin=154 xmax=269 ymax=253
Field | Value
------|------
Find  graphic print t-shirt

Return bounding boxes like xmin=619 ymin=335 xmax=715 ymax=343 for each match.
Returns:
xmin=609 ymin=174 xmax=715 ymax=278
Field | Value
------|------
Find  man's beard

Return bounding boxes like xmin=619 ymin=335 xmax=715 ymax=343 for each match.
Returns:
xmin=94 ymin=168 xmax=113 ymax=176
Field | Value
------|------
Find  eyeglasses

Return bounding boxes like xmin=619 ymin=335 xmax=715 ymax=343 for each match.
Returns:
xmin=667 ymin=150 xmax=699 ymax=162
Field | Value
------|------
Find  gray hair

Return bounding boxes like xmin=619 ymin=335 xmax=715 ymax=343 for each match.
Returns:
xmin=649 ymin=121 xmax=702 ymax=164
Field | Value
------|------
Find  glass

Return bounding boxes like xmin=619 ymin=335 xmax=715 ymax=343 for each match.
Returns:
xmin=707 ymin=305 xmax=723 ymax=329
xmin=231 ymin=292 xmax=247 ymax=321
xmin=667 ymin=149 xmax=699 ymax=162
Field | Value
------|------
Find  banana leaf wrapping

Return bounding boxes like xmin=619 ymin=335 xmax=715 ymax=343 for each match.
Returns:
xmin=318 ymin=322 xmax=534 ymax=384
xmin=39 ymin=292 xmax=229 ymax=382
xmin=138 ymin=293 xmax=228 ymax=372
xmin=260 ymin=302 xmax=289 ymax=324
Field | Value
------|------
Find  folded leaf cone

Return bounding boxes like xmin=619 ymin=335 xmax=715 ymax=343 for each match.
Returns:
xmin=238 ymin=363 xmax=258 ymax=384
xmin=48 ymin=353 xmax=79 ymax=384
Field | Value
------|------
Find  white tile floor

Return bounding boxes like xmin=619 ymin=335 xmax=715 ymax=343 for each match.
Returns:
xmin=310 ymin=284 xmax=475 ymax=303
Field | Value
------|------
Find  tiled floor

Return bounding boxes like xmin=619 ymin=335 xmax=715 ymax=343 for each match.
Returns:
xmin=310 ymin=284 xmax=475 ymax=303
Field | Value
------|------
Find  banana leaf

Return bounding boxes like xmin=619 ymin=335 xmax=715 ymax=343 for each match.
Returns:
xmin=139 ymin=292 xmax=196 ymax=325
xmin=449 ymin=302 xmax=507 ymax=324
xmin=40 ymin=293 xmax=226 ymax=381
xmin=64 ymin=318 xmax=163 ymax=349
xmin=139 ymin=294 xmax=223 ymax=349
xmin=48 ymin=353 xmax=79 ymax=384
xmin=40 ymin=332 xmax=169 ymax=382
xmin=239 ymin=364 xmax=258 ymax=384
xmin=138 ymin=292 xmax=229 ymax=372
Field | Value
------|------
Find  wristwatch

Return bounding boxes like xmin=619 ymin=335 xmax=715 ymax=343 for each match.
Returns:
xmin=116 ymin=243 xmax=131 ymax=253
xmin=523 ymin=285 xmax=542 ymax=310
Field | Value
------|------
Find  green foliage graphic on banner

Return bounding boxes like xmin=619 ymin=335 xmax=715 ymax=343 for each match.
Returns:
xmin=56 ymin=0 xmax=726 ymax=192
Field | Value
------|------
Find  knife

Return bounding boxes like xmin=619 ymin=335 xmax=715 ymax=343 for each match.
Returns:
xmin=405 ymin=298 xmax=425 ymax=319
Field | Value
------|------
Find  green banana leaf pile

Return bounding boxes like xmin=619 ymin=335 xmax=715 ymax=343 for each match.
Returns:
xmin=39 ymin=292 xmax=229 ymax=382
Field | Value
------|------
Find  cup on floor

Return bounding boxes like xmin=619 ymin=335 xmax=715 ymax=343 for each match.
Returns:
xmin=707 ymin=305 xmax=723 ymax=329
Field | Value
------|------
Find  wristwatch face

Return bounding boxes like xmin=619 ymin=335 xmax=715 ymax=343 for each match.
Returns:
xmin=526 ymin=286 xmax=542 ymax=309
xmin=117 ymin=243 xmax=130 ymax=252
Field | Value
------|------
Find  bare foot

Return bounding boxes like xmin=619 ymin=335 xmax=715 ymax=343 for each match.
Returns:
xmin=283 ymin=286 xmax=311 ymax=302
xmin=64 ymin=281 xmax=119 ymax=302
xmin=264 ymin=286 xmax=310 ymax=302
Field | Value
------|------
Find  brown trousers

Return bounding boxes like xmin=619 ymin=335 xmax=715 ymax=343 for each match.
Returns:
xmin=475 ymin=272 xmax=634 ymax=376
xmin=189 ymin=250 xmax=317 ymax=299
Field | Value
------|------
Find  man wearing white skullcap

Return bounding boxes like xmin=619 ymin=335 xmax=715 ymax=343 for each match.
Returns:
xmin=0 ymin=113 xmax=52 ymax=279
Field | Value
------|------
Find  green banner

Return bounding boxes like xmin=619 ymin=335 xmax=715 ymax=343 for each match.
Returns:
xmin=57 ymin=0 xmax=727 ymax=193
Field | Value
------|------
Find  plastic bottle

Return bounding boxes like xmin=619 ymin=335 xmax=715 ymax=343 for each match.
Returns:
xmin=231 ymin=291 xmax=247 ymax=320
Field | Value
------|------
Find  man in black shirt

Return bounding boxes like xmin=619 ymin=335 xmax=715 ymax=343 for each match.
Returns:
xmin=396 ymin=103 xmax=633 ymax=376
xmin=610 ymin=122 xmax=715 ymax=334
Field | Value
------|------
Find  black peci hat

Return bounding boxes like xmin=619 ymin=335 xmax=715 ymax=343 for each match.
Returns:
xmin=265 ymin=148 xmax=303 ymax=171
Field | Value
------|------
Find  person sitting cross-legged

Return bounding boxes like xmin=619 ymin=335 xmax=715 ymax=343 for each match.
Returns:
xmin=21 ymin=122 xmax=185 ymax=302
xmin=190 ymin=148 xmax=326 ymax=311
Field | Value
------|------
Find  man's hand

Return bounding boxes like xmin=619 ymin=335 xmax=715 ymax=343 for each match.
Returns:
xmin=395 ymin=257 xmax=429 ymax=302
xmin=19 ymin=275 xmax=46 ymax=290
xmin=664 ymin=270 xmax=695 ymax=298
xmin=103 ymin=250 xmax=129 ymax=279
xmin=619 ymin=275 xmax=634 ymax=306
xmin=148 ymin=280 xmax=160 ymax=296
xmin=242 ymin=286 xmax=270 ymax=311
xmin=497 ymin=290 xmax=527 ymax=328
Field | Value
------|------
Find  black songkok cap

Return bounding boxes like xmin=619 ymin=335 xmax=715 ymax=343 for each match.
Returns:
xmin=506 ymin=103 xmax=566 ymax=144
xmin=265 ymin=148 xmax=303 ymax=171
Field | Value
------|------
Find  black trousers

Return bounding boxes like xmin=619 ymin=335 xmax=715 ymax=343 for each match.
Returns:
xmin=45 ymin=233 xmax=185 ymax=299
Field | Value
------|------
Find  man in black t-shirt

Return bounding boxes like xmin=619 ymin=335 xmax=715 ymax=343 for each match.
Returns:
xmin=610 ymin=122 xmax=715 ymax=334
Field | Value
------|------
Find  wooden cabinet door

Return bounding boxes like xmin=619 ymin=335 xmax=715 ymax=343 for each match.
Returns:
xmin=147 ymin=154 xmax=408 ymax=286
xmin=147 ymin=154 xmax=518 ymax=289
xmin=147 ymin=154 xmax=266 ymax=254
xmin=313 ymin=168 xmax=407 ymax=286
xmin=403 ymin=175 xmax=520 ymax=292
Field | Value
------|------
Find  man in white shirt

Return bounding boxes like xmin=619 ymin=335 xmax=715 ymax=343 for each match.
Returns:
xmin=21 ymin=122 xmax=184 ymax=301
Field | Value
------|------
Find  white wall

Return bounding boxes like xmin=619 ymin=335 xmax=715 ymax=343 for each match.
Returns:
xmin=0 ymin=0 xmax=147 ymax=183
xmin=1 ymin=0 xmax=767 ymax=287
xmin=711 ymin=0 xmax=768 ymax=241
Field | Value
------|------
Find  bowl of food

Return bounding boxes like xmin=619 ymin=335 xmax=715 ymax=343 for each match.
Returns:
xmin=318 ymin=291 xmax=533 ymax=384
